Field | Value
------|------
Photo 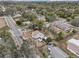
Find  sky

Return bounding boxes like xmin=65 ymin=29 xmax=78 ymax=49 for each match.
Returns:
xmin=1 ymin=0 xmax=79 ymax=1
xmin=50 ymin=0 xmax=78 ymax=1
xmin=15 ymin=0 xmax=79 ymax=1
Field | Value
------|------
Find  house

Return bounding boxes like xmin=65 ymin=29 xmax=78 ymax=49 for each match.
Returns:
xmin=1 ymin=6 xmax=6 ymax=12
xmin=22 ymin=30 xmax=47 ymax=41
xmin=14 ymin=18 xmax=21 ymax=22
xmin=37 ymin=15 xmax=46 ymax=21
xmin=48 ymin=44 xmax=69 ymax=58
xmin=22 ymin=21 xmax=31 ymax=25
xmin=32 ymin=30 xmax=47 ymax=41
xmin=44 ymin=22 xmax=50 ymax=28
xmin=67 ymin=38 xmax=79 ymax=56
xmin=50 ymin=20 xmax=73 ymax=33
xmin=22 ymin=30 xmax=46 ymax=49
xmin=51 ymin=25 xmax=62 ymax=33
xmin=13 ymin=14 xmax=21 ymax=18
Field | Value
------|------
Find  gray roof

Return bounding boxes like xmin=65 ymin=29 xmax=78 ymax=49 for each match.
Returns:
xmin=51 ymin=20 xmax=73 ymax=32
xmin=48 ymin=45 xmax=69 ymax=58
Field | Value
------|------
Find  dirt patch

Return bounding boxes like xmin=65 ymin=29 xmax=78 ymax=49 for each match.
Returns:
xmin=0 ymin=17 xmax=6 ymax=28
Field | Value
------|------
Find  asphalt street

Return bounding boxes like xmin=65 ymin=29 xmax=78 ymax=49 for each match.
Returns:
xmin=4 ymin=16 xmax=23 ymax=49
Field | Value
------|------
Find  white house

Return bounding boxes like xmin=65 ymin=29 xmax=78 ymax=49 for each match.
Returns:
xmin=44 ymin=22 xmax=50 ymax=28
xmin=22 ymin=21 xmax=31 ymax=25
xmin=13 ymin=14 xmax=21 ymax=18
xmin=37 ymin=15 xmax=46 ymax=21
xmin=22 ymin=30 xmax=47 ymax=41
xmin=32 ymin=30 xmax=47 ymax=41
xmin=67 ymin=38 xmax=79 ymax=56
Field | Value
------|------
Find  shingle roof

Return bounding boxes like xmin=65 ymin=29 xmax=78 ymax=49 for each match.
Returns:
xmin=51 ymin=20 xmax=73 ymax=31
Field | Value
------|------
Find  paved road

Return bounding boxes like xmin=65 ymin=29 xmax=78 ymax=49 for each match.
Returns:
xmin=4 ymin=16 xmax=23 ymax=49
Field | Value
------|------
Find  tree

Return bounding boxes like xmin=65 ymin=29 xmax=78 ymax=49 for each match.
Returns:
xmin=22 ymin=12 xmax=36 ymax=21
xmin=0 ymin=8 xmax=4 ymax=16
xmin=74 ymin=9 xmax=79 ymax=14
xmin=16 ymin=21 xmax=22 ymax=26
xmin=71 ymin=18 xmax=79 ymax=27
xmin=46 ymin=13 xmax=56 ymax=22
xmin=44 ymin=37 xmax=52 ymax=44
xmin=72 ymin=30 xmax=77 ymax=33
xmin=35 ymin=21 xmax=44 ymax=30
xmin=55 ymin=32 xmax=64 ymax=41
xmin=56 ymin=9 xmax=72 ymax=19
xmin=20 ymin=41 xmax=37 ymax=58
xmin=56 ymin=10 xmax=65 ymax=18
xmin=5 ymin=7 xmax=16 ymax=16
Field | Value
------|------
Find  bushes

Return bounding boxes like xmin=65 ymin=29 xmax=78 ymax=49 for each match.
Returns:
xmin=31 ymin=21 xmax=44 ymax=30
xmin=43 ymin=37 xmax=52 ymax=44
xmin=71 ymin=18 xmax=79 ymax=27
xmin=22 ymin=12 xmax=36 ymax=21
xmin=16 ymin=21 xmax=22 ymax=25
xmin=45 ymin=13 xmax=56 ymax=22
xmin=55 ymin=32 xmax=64 ymax=41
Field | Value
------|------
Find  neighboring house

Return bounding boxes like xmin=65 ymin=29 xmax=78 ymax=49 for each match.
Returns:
xmin=22 ymin=30 xmax=46 ymax=48
xmin=13 ymin=14 xmax=21 ymax=18
xmin=50 ymin=20 xmax=73 ymax=33
xmin=37 ymin=15 xmax=46 ymax=21
xmin=48 ymin=44 xmax=69 ymax=58
xmin=22 ymin=21 xmax=31 ymax=25
xmin=67 ymin=38 xmax=79 ymax=57
xmin=32 ymin=30 xmax=47 ymax=41
xmin=51 ymin=25 xmax=62 ymax=33
xmin=22 ymin=30 xmax=47 ymax=41
xmin=1 ymin=6 xmax=5 ymax=12
xmin=14 ymin=18 xmax=20 ymax=21
xmin=44 ymin=22 xmax=50 ymax=28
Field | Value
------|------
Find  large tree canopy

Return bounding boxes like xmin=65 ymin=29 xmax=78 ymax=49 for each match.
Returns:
xmin=71 ymin=17 xmax=79 ymax=27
